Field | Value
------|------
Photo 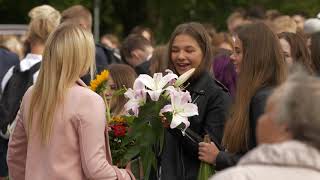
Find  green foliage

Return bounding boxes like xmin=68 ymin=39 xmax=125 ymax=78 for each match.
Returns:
xmin=121 ymin=97 xmax=167 ymax=180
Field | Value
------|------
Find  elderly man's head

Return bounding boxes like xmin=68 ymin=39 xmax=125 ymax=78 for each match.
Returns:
xmin=257 ymin=68 xmax=320 ymax=149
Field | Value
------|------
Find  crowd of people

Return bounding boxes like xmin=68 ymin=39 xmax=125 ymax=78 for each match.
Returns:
xmin=0 ymin=3 xmax=320 ymax=180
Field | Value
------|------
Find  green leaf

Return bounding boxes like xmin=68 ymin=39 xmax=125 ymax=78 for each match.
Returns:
xmin=159 ymin=128 xmax=165 ymax=154
xmin=121 ymin=146 xmax=140 ymax=163
xmin=141 ymin=149 xmax=156 ymax=180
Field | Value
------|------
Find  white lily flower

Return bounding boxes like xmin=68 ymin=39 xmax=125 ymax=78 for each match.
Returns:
xmin=165 ymin=69 xmax=174 ymax=74
xmin=160 ymin=89 xmax=198 ymax=133
xmin=174 ymin=68 xmax=195 ymax=87
xmin=124 ymin=80 xmax=147 ymax=116
xmin=137 ymin=72 xmax=178 ymax=101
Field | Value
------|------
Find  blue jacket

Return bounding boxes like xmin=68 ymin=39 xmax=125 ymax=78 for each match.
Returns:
xmin=0 ymin=48 xmax=19 ymax=83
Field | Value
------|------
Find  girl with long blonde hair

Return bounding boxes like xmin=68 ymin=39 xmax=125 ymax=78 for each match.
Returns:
xmin=0 ymin=6 xmax=60 ymax=179
xmin=7 ymin=23 xmax=133 ymax=180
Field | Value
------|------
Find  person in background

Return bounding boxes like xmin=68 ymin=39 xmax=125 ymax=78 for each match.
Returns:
xmin=198 ymin=22 xmax=287 ymax=170
xmin=61 ymin=5 xmax=121 ymax=84
xmin=120 ymin=34 xmax=153 ymax=75
xmin=21 ymin=4 xmax=61 ymax=57
xmin=160 ymin=22 xmax=231 ymax=180
xmin=211 ymin=68 xmax=320 ymax=180
xmin=245 ymin=5 xmax=266 ymax=22
xmin=0 ymin=35 xmax=24 ymax=60
xmin=202 ymin=23 xmax=217 ymax=43
xmin=0 ymin=47 xmax=19 ymax=180
xmin=29 ymin=4 xmax=60 ymax=20
xmin=212 ymin=54 xmax=237 ymax=98
xmin=265 ymin=9 xmax=282 ymax=21
xmin=278 ymin=32 xmax=314 ymax=74
xmin=292 ymin=12 xmax=308 ymax=32
xmin=7 ymin=22 xmax=133 ymax=180
xmin=211 ymin=32 xmax=234 ymax=53
xmin=210 ymin=32 xmax=236 ymax=97
xmin=272 ymin=15 xmax=298 ymax=34
xmin=227 ymin=11 xmax=246 ymax=33
xmin=148 ymin=45 xmax=167 ymax=75
xmin=107 ymin=64 xmax=137 ymax=116
xmin=130 ymin=25 xmax=155 ymax=45
xmin=0 ymin=48 xmax=19 ymax=83
xmin=107 ymin=64 xmax=142 ymax=178
xmin=0 ymin=6 xmax=60 ymax=180
xmin=101 ymin=33 xmax=121 ymax=50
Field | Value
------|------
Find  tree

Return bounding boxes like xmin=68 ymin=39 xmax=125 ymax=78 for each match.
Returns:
xmin=0 ymin=0 xmax=320 ymax=43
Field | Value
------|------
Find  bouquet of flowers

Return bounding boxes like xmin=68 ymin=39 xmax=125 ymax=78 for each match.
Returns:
xmin=90 ymin=70 xmax=134 ymax=166
xmin=108 ymin=116 xmax=135 ymax=166
xmin=121 ymin=68 xmax=199 ymax=179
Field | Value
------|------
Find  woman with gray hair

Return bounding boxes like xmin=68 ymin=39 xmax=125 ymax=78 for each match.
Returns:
xmin=210 ymin=69 xmax=320 ymax=180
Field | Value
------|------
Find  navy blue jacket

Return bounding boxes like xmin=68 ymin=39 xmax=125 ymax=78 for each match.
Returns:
xmin=0 ymin=48 xmax=19 ymax=83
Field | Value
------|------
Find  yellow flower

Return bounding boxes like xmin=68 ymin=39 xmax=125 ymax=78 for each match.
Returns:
xmin=110 ymin=116 xmax=126 ymax=123
xmin=90 ymin=70 xmax=109 ymax=92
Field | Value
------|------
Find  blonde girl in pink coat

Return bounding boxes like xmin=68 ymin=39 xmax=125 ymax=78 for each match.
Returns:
xmin=7 ymin=23 xmax=134 ymax=180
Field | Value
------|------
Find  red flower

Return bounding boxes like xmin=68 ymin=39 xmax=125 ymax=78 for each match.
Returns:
xmin=111 ymin=124 xmax=127 ymax=137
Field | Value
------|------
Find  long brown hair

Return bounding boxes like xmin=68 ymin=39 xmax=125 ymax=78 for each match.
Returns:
xmin=108 ymin=64 xmax=137 ymax=116
xmin=278 ymin=32 xmax=314 ymax=74
xmin=167 ymin=22 xmax=213 ymax=79
xmin=149 ymin=45 xmax=167 ymax=75
xmin=223 ymin=22 xmax=287 ymax=153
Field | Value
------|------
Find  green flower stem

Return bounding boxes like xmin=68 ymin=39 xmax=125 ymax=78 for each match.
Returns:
xmin=197 ymin=135 xmax=215 ymax=180
xmin=101 ymin=92 xmax=112 ymax=122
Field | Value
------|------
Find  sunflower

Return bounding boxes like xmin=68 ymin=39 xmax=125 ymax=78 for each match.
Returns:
xmin=90 ymin=70 xmax=109 ymax=92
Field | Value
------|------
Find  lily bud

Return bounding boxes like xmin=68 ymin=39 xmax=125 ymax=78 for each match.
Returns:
xmin=174 ymin=68 xmax=195 ymax=87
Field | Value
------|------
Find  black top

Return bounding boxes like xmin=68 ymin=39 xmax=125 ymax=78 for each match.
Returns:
xmin=135 ymin=60 xmax=151 ymax=75
xmin=160 ymin=72 xmax=231 ymax=180
xmin=215 ymin=86 xmax=274 ymax=170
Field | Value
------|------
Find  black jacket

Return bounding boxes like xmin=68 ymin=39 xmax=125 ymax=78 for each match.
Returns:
xmin=135 ymin=60 xmax=151 ymax=75
xmin=160 ymin=72 xmax=231 ymax=180
xmin=81 ymin=44 xmax=121 ymax=85
xmin=215 ymin=86 xmax=273 ymax=170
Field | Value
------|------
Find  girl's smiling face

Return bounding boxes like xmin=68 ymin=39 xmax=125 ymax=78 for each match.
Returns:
xmin=171 ymin=34 xmax=203 ymax=75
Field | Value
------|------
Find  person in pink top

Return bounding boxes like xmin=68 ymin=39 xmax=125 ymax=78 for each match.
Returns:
xmin=7 ymin=22 xmax=134 ymax=180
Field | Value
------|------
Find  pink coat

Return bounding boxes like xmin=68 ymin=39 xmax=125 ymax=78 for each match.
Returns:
xmin=7 ymin=80 xmax=134 ymax=180
xmin=210 ymin=140 xmax=320 ymax=180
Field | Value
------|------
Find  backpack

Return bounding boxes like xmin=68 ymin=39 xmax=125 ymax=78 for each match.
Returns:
xmin=0 ymin=62 xmax=41 ymax=134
